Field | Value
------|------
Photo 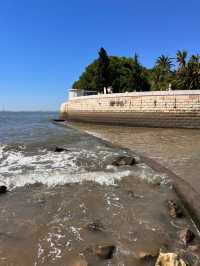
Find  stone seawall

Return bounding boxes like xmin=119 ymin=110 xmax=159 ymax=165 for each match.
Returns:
xmin=60 ymin=90 xmax=200 ymax=128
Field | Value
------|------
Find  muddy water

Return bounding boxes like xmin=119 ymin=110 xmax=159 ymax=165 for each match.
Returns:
xmin=1 ymin=113 xmax=200 ymax=265
xmin=1 ymin=177 xmax=199 ymax=266
xmin=71 ymin=123 xmax=200 ymax=193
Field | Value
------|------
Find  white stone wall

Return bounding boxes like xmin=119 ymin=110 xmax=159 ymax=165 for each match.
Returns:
xmin=60 ymin=90 xmax=200 ymax=128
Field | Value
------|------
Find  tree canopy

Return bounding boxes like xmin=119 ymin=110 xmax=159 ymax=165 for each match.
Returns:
xmin=72 ymin=48 xmax=200 ymax=92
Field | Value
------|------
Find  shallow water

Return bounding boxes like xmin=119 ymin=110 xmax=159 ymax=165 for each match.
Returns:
xmin=0 ymin=113 xmax=155 ymax=190
xmin=0 ymin=112 xmax=200 ymax=265
xmin=70 ymin=122 xmax=200 ymax=193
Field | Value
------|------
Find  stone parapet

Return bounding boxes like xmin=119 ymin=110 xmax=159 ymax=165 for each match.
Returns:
xmin=60 ymin=90 xmax=200 ymax=128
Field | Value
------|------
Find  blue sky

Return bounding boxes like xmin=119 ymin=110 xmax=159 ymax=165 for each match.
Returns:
xmin=0 ymin=0 xmax=199 ymax=111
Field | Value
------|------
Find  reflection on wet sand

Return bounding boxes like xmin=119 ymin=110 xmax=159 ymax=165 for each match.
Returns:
xmin=71 ymin=122 xmax=200 ymax=192
xmin=1 ymin=176 xmax=199 ymax=266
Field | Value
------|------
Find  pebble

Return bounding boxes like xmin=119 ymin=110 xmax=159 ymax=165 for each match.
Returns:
xmin=180 ymin=228 xmax=195 ymax=245
xmin=54 ymin=146 xmax=69 ymax=152
xmin=86 ymin=221 xmax=104 ymax=232
xmin=95 ymin=245 xmax=116 ymax=259
xmin=112 ymin=156 xmax=136 ymax=166
xmin=167 ymin=200 xmax=184 ymax=218
xmin=0 ymin=186 xmax=7 ymax=194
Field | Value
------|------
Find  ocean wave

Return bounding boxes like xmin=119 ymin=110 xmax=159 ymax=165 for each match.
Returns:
xmin=0 ymin=144 xmax=169 ymax=190
xmin=0 ymin=144 xmax=131 ymax=189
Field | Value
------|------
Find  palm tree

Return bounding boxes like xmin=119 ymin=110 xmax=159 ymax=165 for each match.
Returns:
xmin=151 ymin=67 xmax=176 ymax=91
xmin=156 ymin=55 xmax=173 ymax=72
xmin=150 ymin=67 xmax=162 ymax=90
xmin=174 ymin=58 xmax=200 ymax=90
xmin=189 ymin=54 xmax=199 ymax=63
xmin=133 ymin=53 xmax=139 ymax=65
xmin=152 ymin=56 xmax=173 ymax=90
xmin=176 ymin=50 xmax=187 ymax=70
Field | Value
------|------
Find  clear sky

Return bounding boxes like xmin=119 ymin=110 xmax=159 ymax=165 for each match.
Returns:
xmin=0 ymin=0 xmax=199 ymax=111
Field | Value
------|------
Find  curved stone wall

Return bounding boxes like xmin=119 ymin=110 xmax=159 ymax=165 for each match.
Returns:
xmin=60 ymin=90 xmax=200 ymax=128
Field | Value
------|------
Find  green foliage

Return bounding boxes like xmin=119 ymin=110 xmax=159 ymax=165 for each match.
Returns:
xmin=73 ymin=49 xmax=150 ymax=92
xmin=96 ymin=47 xmax=110 ymax=92
xmin=173 ymin=55 xmax=200 ymax=90
xmin=156 ymin=55 xmax=173 ymax=72
xmin=72 ymin=48 xmax=200 ymax=92
xmin=73 ymin=60 xmax=99 ymax=91
xmin=176 ymin=50 xmax=188 ymax=70
xmin=150 ymin=55 xmax=174 ymax=90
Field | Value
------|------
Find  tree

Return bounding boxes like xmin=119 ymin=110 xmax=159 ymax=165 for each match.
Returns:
xmin=189 ymin=54 xmax=199 ymax=63
xmin=129 ymin=53 xmax=150 ymax=91
xmin=96 ymin=47 xmax=110 ymax=92
xmin=72 ymin=59 xmax=99 ymax=91
xmin=173 ymin=59 xmax=200 ymax=90
xmin=156 ymin=55 xmax=173 ymax=72
xmin=72 ymin=48 xmax=200 ymax=93
xmin=176 ymin=50 xmax=187 ymax=70
xmin=151 ymin=55 xmax=174 ymax=90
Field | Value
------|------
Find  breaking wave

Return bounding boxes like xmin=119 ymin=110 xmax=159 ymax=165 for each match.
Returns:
xmin=0 ymin=144 xmax=168 ymax=190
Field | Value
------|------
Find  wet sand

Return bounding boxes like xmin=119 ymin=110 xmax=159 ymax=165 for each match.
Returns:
xmin=69 ymin=123 xmax=200 ymax=196
xmin=1 ymin=143 xmax=200 ymax=265
xmin=1 ymin=176 xmax=200 ymax=266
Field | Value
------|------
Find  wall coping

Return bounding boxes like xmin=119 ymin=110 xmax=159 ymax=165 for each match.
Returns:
xmin=69 ymin=90 xmax=200 ymax=101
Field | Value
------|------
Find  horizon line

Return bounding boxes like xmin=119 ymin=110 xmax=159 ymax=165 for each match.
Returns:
xmin=0 ymin=110 xmax=59 ymax=112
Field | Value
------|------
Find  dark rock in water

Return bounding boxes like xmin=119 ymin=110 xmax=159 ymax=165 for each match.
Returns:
xmin=86 ymin=221 xmax=104 ymax=232
xmin=54 ymin=147 xmax=69 ymax=152
xmin=126 ymin=190 xmax=143 ymax=199
xmin=112 ymin=156 xmax=136 ymax=166
xmin=53 ymin=119 xmax=65 ymax=122
xmin=0 ymin=186 xmax=7 ymax=194
xmin=134 ymin=239 xmax=161 ymax=263
xmin=95 ymin=245 xmax=116 ymax=259
xmin=167 ymin=200 xmax=184 ymax=218
xmin=135 ymin=249 xmax=159 ymax=260
xmin=180 ymin=228 xmax=195 ymax=245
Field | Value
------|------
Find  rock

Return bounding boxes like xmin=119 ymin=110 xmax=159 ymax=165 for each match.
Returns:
xmin=0 ymin=186 xmax=7 ymax=194
xmin=180 ymin=228 xmax=195 ymax=245
xmin=53 ymin=119 xmax=65 ymax=122
xmin=155 ymin=252 xmax=187 ymax=266
xmin=136 ymin=250 xmax=159 ymax=260
xmin=112 ymin=156 xmax=136 ymax=166
xmin=86 ymin=221 xmax=104 ymax=232
xmin=54 ymin=146 xmax=69 ymax=152
xmin=70 ymin=259 xmax=88 ymax=266
xmin=126 ymin=190 xmax=143 ymax=199
xmin=167 ymin=200 xmax=184 ymax=218
xmin=134 ymin=244 xmax=159 ymax=262
xmin=95 ymin=245 xmax=116 ymax=259
xmin=189 ymin=244 xmax=199 ymax=252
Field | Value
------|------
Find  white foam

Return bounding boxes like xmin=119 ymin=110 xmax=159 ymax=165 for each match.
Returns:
xmin=85 ymin=130 xmax=109 ymax=142
xmin=0 ymin=145 xmax=168 ymax=190
xmin=0 ymin=144 xmax=5 ymax=161
xmin=1 ymin=169 xmax=132 ymax=189
xmin=138 ymin=163 xmax=170 ymax=185
xmin=0 ymin=146 xmax=133 ymax=189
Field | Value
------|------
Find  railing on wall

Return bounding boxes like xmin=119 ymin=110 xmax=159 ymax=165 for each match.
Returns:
xmin=68 ymin=90 xmax=200 ymax=101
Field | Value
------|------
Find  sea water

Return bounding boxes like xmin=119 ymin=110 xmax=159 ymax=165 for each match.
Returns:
xmin=0 ymin=112 xmax=199 ymax=266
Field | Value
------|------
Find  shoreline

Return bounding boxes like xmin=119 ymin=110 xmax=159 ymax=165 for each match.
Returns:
xmin=62 ymin=120 xmax=200 ymax=235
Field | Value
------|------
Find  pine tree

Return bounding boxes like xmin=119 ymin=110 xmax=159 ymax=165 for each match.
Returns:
xmin=96 ymin=47 xmax=110 ymax=92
